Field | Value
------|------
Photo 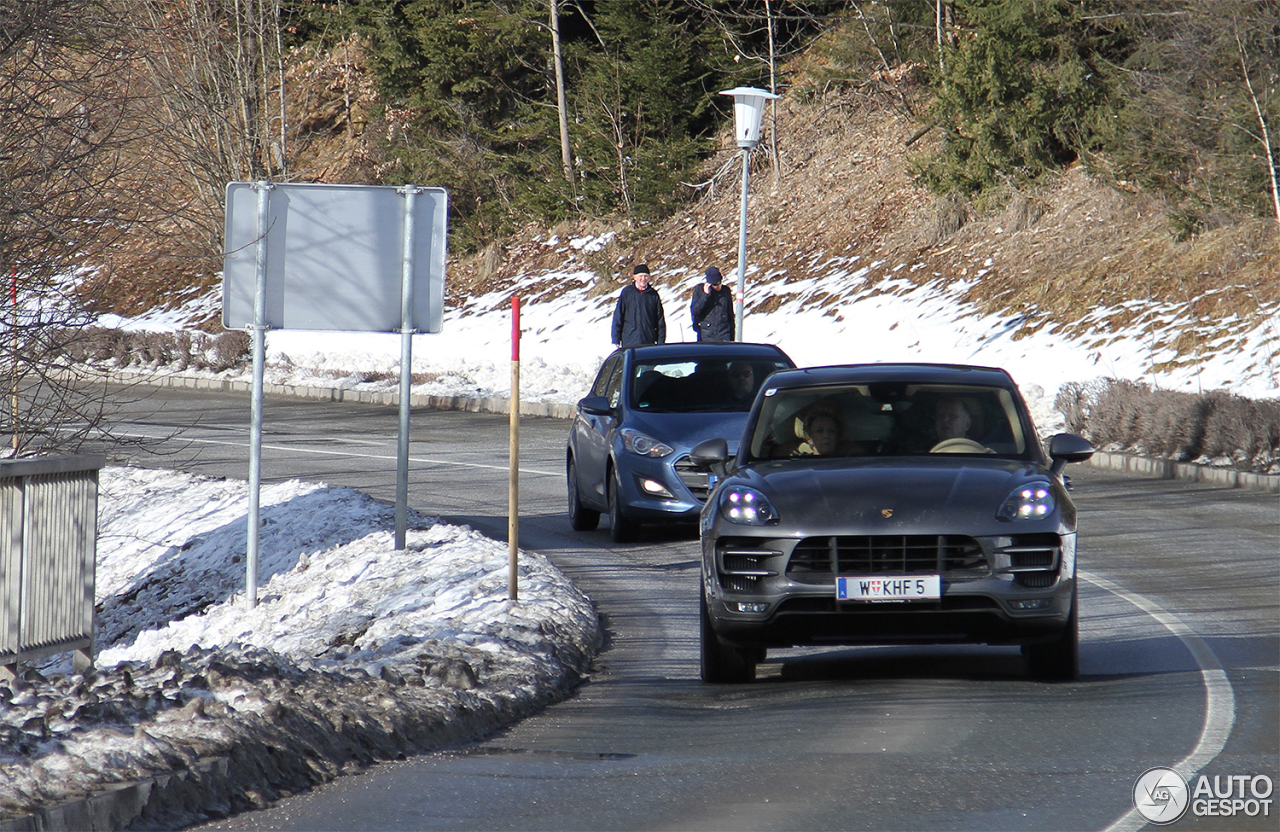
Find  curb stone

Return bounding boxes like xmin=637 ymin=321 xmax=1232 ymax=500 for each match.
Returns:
xmin=0 ymin=757 xmax=231 ymax=832
xmin=1084 ymin=450 xmax=1279 ymax=493
xmin=83 ymin=367 xmax=578 ymax=420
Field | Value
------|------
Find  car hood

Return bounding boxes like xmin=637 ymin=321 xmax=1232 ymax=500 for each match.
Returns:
xmin=626 ymin=412 xmax=749 ymax=455
xmin=735 ymin=457 xmax=1070 ymax=534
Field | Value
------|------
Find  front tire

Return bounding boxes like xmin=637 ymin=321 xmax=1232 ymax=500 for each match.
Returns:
xmin=700 ymin=582 xmax=756 ymax=684
xmin=567 ymin=456 xmax=600 ymax=531
xmin=607 ymin=466 xmax=638 ymax=543
xmin=1025 ymin=589 xmax=1079 ymax=681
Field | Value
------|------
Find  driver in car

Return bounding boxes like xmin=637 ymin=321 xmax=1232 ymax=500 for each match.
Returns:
xmin=931 ymin=397 xmax=993 ymax=453
xmin=935 ymin=397 xmax=972 ymax=441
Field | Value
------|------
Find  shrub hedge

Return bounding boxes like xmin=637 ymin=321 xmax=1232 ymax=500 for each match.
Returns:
xmin=52 ymin=328 xmax=251 ymax=374
xmin=1056 ymin=379 xmax=1280 ymax=474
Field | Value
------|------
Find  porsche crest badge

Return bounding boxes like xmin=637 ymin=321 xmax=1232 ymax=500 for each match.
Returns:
xmin=881 ymin=509 xmax=894 ymax=518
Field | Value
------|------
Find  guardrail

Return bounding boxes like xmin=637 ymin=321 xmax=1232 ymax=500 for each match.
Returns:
xmin=0 ymin=454 xmax=104 ymax=681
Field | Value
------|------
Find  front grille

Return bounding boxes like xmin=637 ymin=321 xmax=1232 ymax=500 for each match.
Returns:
xmin=1002 ymin=534 xmax=1059 ymax=570
xmin=786 ymin=535 xmax=989 ymax=584
xmin=717 ymin=546 xmax=779 ymax=595
xmin=997 ymin=534 xmax=1061 ymax=588
xmin=673 ymin=456 xmax=711 ymax=500
xmin=724 ymin=575 xmax=762 ymax=592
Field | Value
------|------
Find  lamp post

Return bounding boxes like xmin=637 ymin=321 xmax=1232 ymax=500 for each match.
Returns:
xmin=720 ymin=86 xmax=779 ymax=341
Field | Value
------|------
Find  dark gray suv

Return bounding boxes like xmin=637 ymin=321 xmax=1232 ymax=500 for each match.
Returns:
xmin=691 ymin=363 xmax=1095 ymax=683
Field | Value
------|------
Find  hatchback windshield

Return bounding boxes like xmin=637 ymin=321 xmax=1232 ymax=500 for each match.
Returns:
xmin=748 ymin=382 xmax=1030 ymax=460
xmin=631 ymin=356 xmax=792 ymax=413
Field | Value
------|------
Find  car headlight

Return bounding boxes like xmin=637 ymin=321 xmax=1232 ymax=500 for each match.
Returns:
xmin=720 ymin=485 xmax=776 ymax=525
xmin=620 ymin=428 xmax=673 ymax=457
xmin=997 ymin=482 xmax=1055 ymax=521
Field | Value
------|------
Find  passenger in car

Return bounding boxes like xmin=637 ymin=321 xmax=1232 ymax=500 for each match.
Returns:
xmin=795 ymin=407 xmax=866 ymax=457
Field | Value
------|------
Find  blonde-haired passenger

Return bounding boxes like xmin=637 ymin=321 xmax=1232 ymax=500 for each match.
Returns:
xmin=795 ymin=407 xmax=865 ymax=457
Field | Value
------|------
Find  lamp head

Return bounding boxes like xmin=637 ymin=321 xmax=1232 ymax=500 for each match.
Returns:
xmin=720 ymin=87 xmax=780 ymax=149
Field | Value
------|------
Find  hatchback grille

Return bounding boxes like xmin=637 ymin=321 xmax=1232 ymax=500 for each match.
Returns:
xmin=787 ymin=535 xmax=989 ymax=583
xmin=673 ymin=456 xmax=711 ymax=501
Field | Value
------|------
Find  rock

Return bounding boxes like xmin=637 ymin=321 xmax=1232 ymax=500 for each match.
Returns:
xmin=431 ymin=659 xmax=478 ymax=690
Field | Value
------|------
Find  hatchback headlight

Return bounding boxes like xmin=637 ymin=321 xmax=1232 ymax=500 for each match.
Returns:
xmin=997 ymin=482 xmax=1055 ymax=521
xmin=720 ymin=485 xmax=776 ymax=525
xmin=620 ymin=428 xmax=673 ymax=457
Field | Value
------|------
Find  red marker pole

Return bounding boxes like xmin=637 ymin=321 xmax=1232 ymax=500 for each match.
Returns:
xmin=508 ymin=296 xmax=521 ymax=600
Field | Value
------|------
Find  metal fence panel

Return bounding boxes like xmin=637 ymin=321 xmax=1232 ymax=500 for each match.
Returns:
xmin=0 ymin=479 xmax=21 ymax=656
xmin=0 ymin=455 xmax=102 ymax=675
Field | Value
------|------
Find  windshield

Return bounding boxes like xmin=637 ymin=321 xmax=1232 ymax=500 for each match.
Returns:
xmin=747 ymin=382 xmax=1031 ymax=460
xmin=631 ymin=356 xmax=791 ymax=413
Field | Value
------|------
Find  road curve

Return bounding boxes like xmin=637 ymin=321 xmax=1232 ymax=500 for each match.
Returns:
xmin=101 ymin=387 xmax=1277 ymax=832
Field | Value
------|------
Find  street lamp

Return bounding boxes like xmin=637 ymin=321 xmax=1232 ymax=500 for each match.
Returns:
xmin=720 ymin=86 xmax=779 ymax=341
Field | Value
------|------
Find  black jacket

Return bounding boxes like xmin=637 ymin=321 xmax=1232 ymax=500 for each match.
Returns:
xmin=611 ymin=284 xmax=666 ymax=347
xmin=690 ymin=284 xmax=734 ymax=341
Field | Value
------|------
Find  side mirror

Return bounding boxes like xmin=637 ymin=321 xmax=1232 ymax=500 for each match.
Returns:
xmin=690 ymin=437 xmax=730 ymax=479
xmin=577 ymin=395 xmax=614 ymax=416
xmin=1048 ymin=433 xmax=1095 ymax=476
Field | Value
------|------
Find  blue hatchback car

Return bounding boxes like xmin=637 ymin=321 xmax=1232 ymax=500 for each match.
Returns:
xmin=567 ymin=342 xmax=795 ymax=542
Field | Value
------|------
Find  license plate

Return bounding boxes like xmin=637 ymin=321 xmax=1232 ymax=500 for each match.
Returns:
xmin=836 ymin=575 xmax=941 ymax=602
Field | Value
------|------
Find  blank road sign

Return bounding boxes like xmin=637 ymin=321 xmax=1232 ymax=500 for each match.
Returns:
xmin=222 ymin=182 xmax=447 ymax=333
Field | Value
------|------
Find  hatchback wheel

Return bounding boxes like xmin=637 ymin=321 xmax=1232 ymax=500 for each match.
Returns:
xmin=607 ymin=466 xmax=638 ymax=543
xmin=567 ymin=456 xmax=600 ymax=531
xmin=1025 ymin=589 xmax=1079 ymax=681
xmin=700 ymin=582 xmax=756 ymax=683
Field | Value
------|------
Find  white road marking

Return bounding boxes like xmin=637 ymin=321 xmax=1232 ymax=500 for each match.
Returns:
xmin=1085 ymin=569 xmax=1236 ymax=832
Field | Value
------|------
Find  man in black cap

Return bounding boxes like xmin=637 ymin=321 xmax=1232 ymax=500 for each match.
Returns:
xmin=611 ymin=264 xmax=666 ymax=348
xmin=690 ymin=265 xmax=735 ymax=342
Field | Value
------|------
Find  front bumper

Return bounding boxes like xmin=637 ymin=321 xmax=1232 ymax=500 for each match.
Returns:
xmin=615 ymin=453 xmax=711 ymax=521
xmin=704 ymin=531 xmax=1077 ymax=649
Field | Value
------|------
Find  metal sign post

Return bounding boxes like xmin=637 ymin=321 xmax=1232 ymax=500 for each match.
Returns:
xmin=508 ymin=296 xmax=520 ymax=601
xmin=246 ymin=180 xmax=273 ymax=609
xmin=395 ymin=185 xmax=420 ymax=550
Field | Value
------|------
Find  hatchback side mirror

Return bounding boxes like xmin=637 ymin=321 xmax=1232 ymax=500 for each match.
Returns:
xmin=577 ymin=395 xmax=614 ymax=416
xmin=1048 ymin=433 xmax=1095 ymax=476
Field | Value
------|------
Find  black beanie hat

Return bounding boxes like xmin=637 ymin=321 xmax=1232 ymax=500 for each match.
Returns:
xmin=704 ymin=266 xmax=723 ymax=285
xmin=633 ymin=263 xmax=650 ymax=276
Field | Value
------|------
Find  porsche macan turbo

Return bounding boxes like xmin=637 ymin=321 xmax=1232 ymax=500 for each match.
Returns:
xmin=690 ymin=363 xmax=1096 ymax=683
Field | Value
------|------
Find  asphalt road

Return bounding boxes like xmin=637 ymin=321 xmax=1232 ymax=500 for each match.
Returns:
xmin=100 ymin=386 xmax=1279 ymax=832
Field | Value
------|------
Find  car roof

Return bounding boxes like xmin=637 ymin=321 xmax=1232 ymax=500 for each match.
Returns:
xmin=624 ymin=342 xmax=794 ymax=362
xmin=763 ymin=362 xmax=1018 ymax=389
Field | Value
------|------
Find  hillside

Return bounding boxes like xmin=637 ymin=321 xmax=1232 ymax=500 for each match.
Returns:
xmin=86 ymin=35 xmax=1279 ymax=395
xmin=453 ymin=69 xmax=1278 ymax=386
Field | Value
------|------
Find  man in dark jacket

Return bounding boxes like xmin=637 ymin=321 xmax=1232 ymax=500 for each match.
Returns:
xmin=611 ymin=264 xmax=666 ymax=347
xmin=690 ymin=266 xmax=735 ymax=341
